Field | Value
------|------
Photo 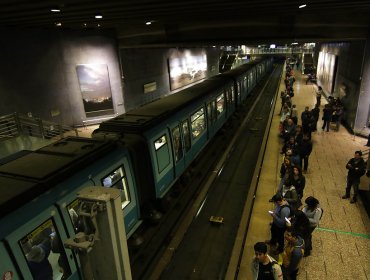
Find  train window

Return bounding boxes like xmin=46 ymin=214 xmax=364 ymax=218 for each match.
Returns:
xmin=172 ymin=126 xmax=183 ymax=162
xmin=191 ymin=108 xmax=205 ymax=139
xmin=154 ymin=134 xmax=170 ymax=173
xmin=182 ymin=120 xmax=191 ymax=152
xmin=237 ymin=82 xmax=241 ymax=97
xmin=101 ymin=166 xmax=131 ymax=209
xmin=67 ymin=200 xmax=82 ymax=233
xmin=18 ymin=219 xmax=71 ymax=280
xmin=216 ymin=94 xmax=224 ymax=117
xmin=230 ymin=86 xmax=235 ymax=102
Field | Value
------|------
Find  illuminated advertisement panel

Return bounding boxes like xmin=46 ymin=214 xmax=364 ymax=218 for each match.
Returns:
xmin=317 ymin=52 xmax=337 ymax=94
xmin=168 ymin=50 xmax=207 ymax=90
xmin=76 ymin=64 xmax=114 ymax=117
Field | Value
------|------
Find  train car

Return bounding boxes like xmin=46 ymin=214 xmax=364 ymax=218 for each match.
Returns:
xmin=0 ymin=138 xmax=141 ymax=279
xmin=93 ymin=57 xmax=273 ymax=212
xmin=0 ymin=57 xmax=273 ymax=279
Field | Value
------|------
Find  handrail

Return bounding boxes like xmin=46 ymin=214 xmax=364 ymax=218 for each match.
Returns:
xmin=0 ymin=112 xmax=78 ymax=141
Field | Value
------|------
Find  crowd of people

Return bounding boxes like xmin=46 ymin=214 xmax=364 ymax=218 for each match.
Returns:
xmin=252 ymin=60 xmax=333 ymax=280
xmin=251 ymin=59 xmax=368 ymax=280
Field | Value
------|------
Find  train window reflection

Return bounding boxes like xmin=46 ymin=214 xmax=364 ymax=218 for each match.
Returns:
xmin=216 ymin=94 xmax=224 ymax=117
xmin=182 ymin=120 xmax=191 ymax=152
xmin=19 ymin=219 xmax=71 ymax=280
xmin=154 ymin=135 xmax=167 ymax=150
xmin=191 ymin=108 xmax=205 ymax=139
xmin=101 ymin=166 xmax=131 ymax=209
xmin=153 ymin=134 xmax=170 ymax=173
xmin=172 ymin=126 xmax=183 ymax=163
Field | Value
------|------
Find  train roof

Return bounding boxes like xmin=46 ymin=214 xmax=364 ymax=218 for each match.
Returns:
xmin=0 ymin=137 xmax=116 ymax=218
xmin=96 ymin=58 xmax=270 ymax=135
xmin=96 ymin=77 xmax=231 ymax=133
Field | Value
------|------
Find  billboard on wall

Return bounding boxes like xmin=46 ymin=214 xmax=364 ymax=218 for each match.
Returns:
xmin=168 ymin=50 xmax=207 ymax=90
xmin=76 ymin=64 xmax=114 ymax=118
xmin=317 ymin=52 xmax=338 ymax=94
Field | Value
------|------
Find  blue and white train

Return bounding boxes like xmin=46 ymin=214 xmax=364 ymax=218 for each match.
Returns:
xmin=0 ymin=57 xmax=273 ymax=279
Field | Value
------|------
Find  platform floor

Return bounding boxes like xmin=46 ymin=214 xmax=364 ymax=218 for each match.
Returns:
xmin=237 ymin=69 xmax=370 ymax=279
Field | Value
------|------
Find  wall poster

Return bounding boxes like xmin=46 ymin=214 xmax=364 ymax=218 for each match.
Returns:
xmin=76 ymin=64 xmax=114 ymax=117
xmin=168 ymin=50 xmax=207 ymax=90
xmin=317 ymin=52 xmax=338 ymax=94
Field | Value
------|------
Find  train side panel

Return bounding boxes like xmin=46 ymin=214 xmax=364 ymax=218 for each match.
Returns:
xmin=0 ymin=242 xmax=21 ymax=280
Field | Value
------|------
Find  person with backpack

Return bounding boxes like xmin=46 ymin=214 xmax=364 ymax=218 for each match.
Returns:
xmin=342 ymin=150 xmax=366 ymax=203
xmin=282 ymin=228 xmax=305 ymax=280
xmin=302 ymin=196 xmax=322 ymax=256
xmin=251 ymin=242 xmax=283 ymax=280
xmin=267 ymin=194 xmax=292 ymax=254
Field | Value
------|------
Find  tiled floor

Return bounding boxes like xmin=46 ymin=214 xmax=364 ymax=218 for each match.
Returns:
xmin=237 ymin=68 xmax=370 ymax=280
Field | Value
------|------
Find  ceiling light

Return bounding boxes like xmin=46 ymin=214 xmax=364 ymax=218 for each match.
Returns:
xmin=146 ymin=21 xmax=152 ymax=25
xmin=51 ymin=8 xmax=61 ymax=12
xmin=55 ymin=22 xmax=62 ymax=26
xmin=97 ymin=24 xmax=101 ymax=27
xmin=291 ymin=42 xmax=298 ymax=45
xmin=299 ymin=4 xmax=307 ymax=8
xmin=95 ymin=14 xmax=103 ymax=19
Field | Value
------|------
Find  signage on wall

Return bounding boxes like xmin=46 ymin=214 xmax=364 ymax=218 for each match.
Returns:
xmin=144 ymin=82 xmax=157 ymax=93
xmin=76 ymin=64 xmax=114 ymax=118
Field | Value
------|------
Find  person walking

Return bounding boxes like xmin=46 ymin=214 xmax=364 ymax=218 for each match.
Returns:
xmin=316 ymin=86 xmax=323 ymax=106
xmin=251 ymin=242 xmax=283 ymax=280
xmin=342 ymin=151 xmax=366 ymax=203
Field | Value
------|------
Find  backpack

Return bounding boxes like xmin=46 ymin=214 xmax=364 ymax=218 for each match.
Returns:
xmin=280 ymin=204 xmax=294 ymax=218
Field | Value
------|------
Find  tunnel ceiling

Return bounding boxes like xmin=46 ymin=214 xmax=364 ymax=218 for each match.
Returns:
xmin=1 ymin=0 xmax=370 ymax=47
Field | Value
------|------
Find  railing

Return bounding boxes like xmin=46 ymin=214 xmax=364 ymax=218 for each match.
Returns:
xmin=0 ymin=112 xmax=78 ymax=141
xmin=245 ymin=47 xmax=314 ymax=55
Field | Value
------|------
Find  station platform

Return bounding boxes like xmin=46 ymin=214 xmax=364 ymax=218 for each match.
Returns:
xmin=235 ymin=69 xmax=370 ymax=279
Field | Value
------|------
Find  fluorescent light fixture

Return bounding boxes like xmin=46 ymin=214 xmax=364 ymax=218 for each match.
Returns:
xmin=51 ymin=8 xmax=61 ymax=12
xmin=299 ymin=4 xmax=307 ymax=8
xmin=146 ymin=21 xmax=152 ymax=25
xmin=95 ymin=14 xmax=103 ymax=19
xmin=55 ymin=22 xmax=62 ymax=26
xmin=270 ymin=44 xmax=276 ymax=49
xmin=291 ymin=42 xmax=298 ymax=45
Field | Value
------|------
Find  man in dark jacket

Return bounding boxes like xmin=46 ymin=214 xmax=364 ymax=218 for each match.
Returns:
xmin=342 ymin=151 xmax=366 ymax=203
xmin=299 ymin=134 xmax=313 ymax=172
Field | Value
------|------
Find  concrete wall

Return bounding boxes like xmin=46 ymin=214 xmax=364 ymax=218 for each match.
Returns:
xmin=356 ymin=36 xmax=370 ymax=134
xmin=120 ymin=47 xmax=220 ymax=112
xmin=0 ymin=29 xmax=123 ymax=127
xmin=0 ymin=30 xmax=220 ymax=126
xmin=317 ymin=41 xmax=366 ymax=131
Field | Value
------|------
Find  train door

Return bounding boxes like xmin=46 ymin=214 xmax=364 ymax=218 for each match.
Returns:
xmin=226 ymin=85 xmax=235 ymax=115
xmin=181 ymin=118 xmax=192 ymax=167
xmin=242 ymin=76 xmax=248 ymax=100
xmin=5 ymin=207 xmax=79 ymax=280
xmin=170 ymin=124 xmax=186 ymax=178
xmin=149 ymin=131 xmax=175 ymax=198
xmin=188 ymin=107 xmax=207 ymax=161
xmin=0 ymin=242 xmax=21 ymax=280
xmin=206 ymin=100 xmax=217 ymax=138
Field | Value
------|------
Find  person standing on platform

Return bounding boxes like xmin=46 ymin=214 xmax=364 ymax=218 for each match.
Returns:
xmin=311 ymin=104 xmax=320 ymax=132
xmin=302 ymin=196 xmax=322 ymax=256
xmin=316 ymin=86 xmax=323 ymax=106
xmin=342 ymin=150 xmax=366 ymax=203
xmin=251 ymin=242 xmax=283 ymax=280
xmin=366 ymin=133 xmax=370 ymax=147
xmin=321 ymin=104 xmax=332 ymax=132
xmin=268 ymin=194 xmax=291 ymax=254
xmin=281 ymin=229 xmax=305 ymax=280
xmin=299 ymin=134 xmax=312 ymax=173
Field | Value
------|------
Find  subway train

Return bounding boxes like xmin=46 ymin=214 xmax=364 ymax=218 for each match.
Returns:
xmin=0 ymin=57 xmax=273 ymax=279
